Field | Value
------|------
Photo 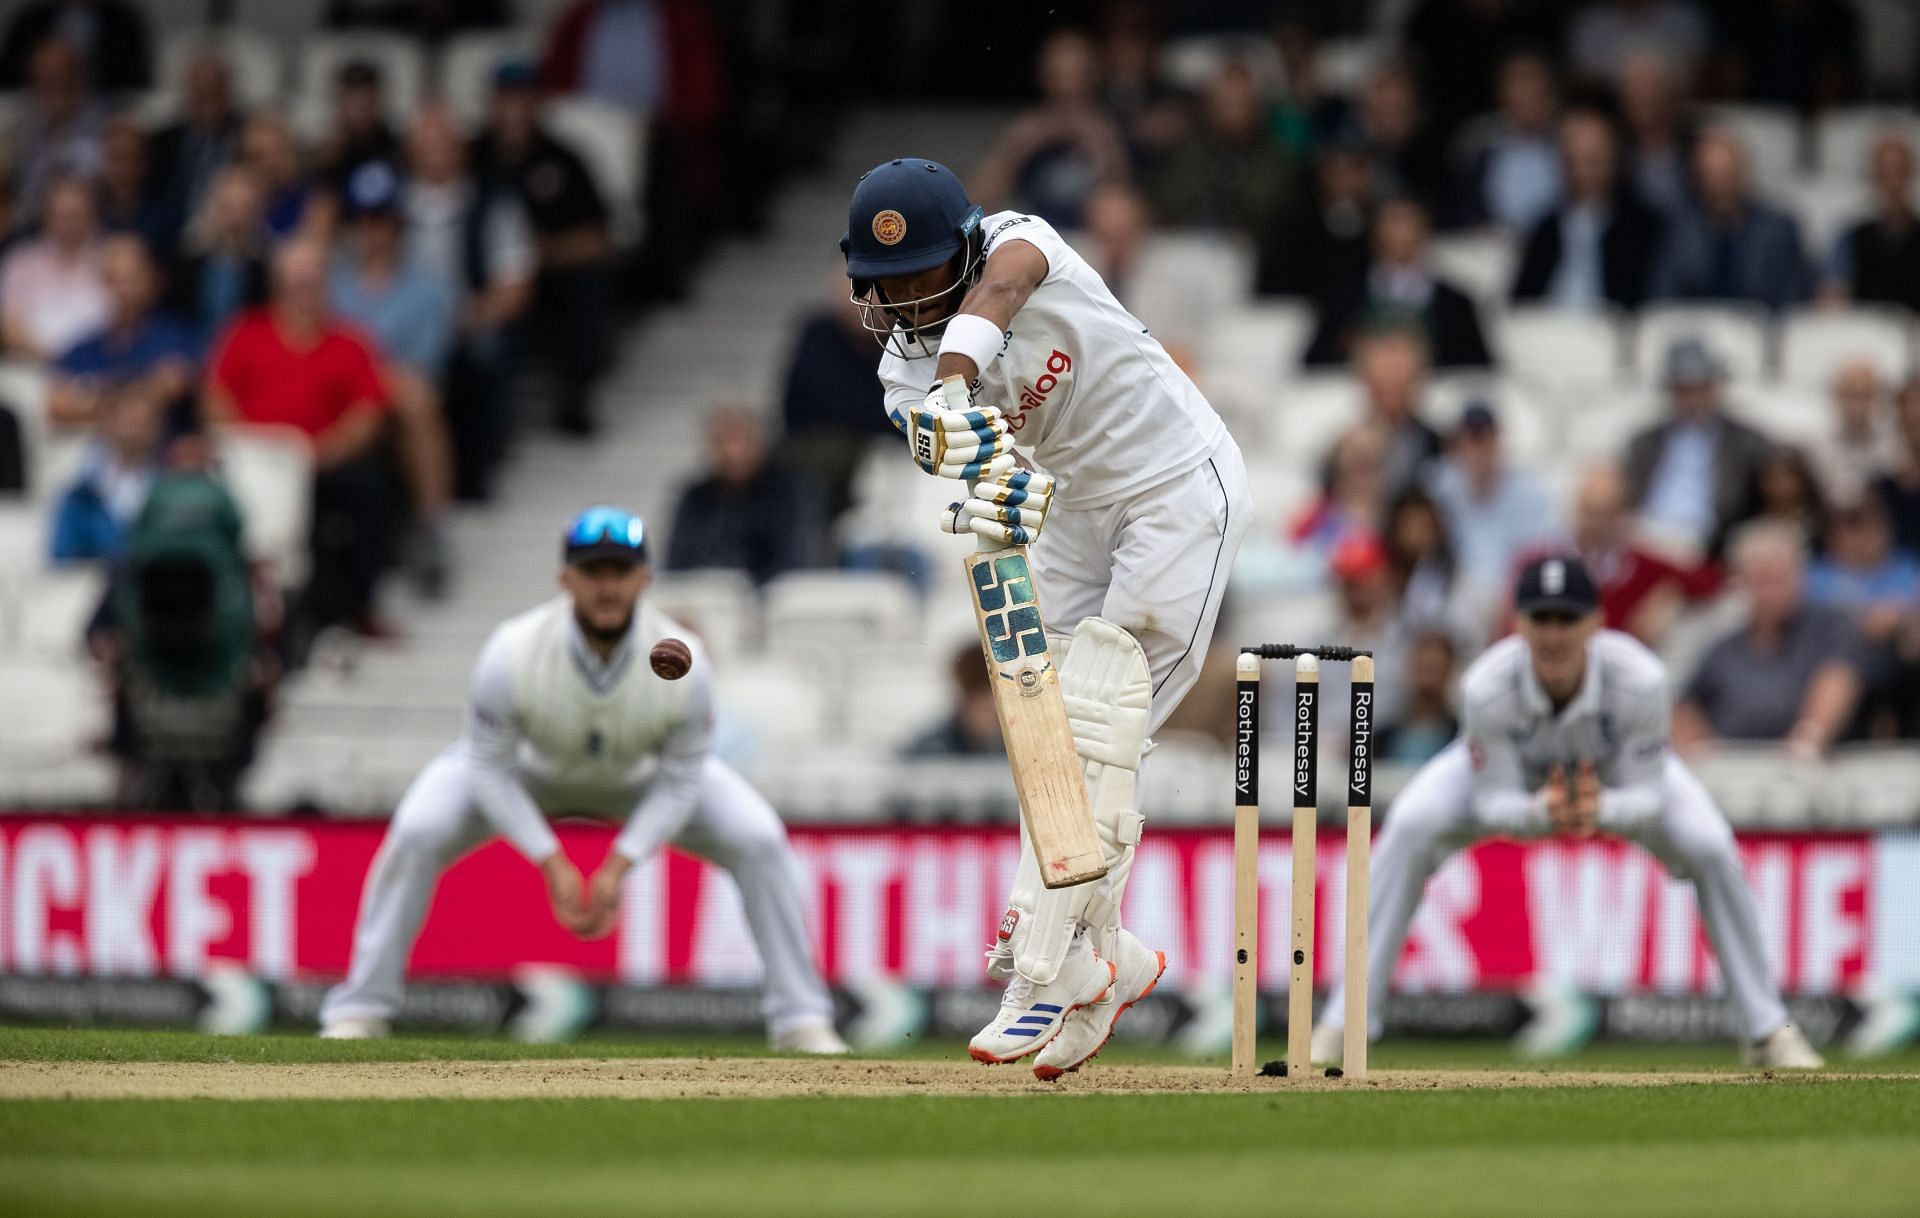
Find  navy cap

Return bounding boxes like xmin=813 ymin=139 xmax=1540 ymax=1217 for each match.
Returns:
xmin=1458 ymin=400 xmax=1498 ymax=434
xmin=841 ymin=158 xmax=983 ymax=279
xmin=1664 ymin=337 xmax=1722 ymax=386
xmin=493 ymin=59 xmax=539 ymax=91
xmin=1515 ymin=555 xmax=1600 ymax=617
xmin=344 ymin=160 xmax=402 ymax=218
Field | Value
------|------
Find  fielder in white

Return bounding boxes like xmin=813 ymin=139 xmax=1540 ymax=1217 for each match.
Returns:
xmin=1314 ymin=553 xmax=1823 ymax=1069
xmin=319 ymin=507 xmax=845 ymax=1053
xmin=842 ymin=158 xmax=1250 ymax=1077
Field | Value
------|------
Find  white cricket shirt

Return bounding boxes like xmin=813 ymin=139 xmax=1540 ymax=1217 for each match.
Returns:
xmin=877 ymin=211 xmax=1228 ymax=509
xmin=1457 ymin=629 xmax=1671 ymax=834
xmin=461 ymin=596 xmax=714 ymax=863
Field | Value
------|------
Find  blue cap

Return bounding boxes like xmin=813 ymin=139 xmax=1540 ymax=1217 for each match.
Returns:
xmin=494 ymin=59 xmax=539 ymax=91
xmin=841 ymin=159 xmax=983 ymax=279
xmin=345 ymin=160 xmax=402 ymax=217
xmin=563 ymin=506 xmax=648 ymax=566
xmin=1664 ymin=337 xmax=1722 ymax=386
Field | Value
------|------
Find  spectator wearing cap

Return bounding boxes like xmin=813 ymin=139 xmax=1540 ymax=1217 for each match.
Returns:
xmin=47 ymin=234 xmax=197 ymax=433
xmin=1511 ymin=108 xmax=1664 ymax=311
xmin=241 ymin=112 xmax=325 ymax=243
xmin=1569 ymin=462 xmax=1720 ymax=647
xmin=470 ymin=61 xmax=616 ymax=436
xmin=1454 ymin=49 xmax=1563 ymax=233
xmin=1305 ymin=198 xmax=1492 ymax=370
xmin=151 ymin=50 xmax=247 ymax=231
xmin=1148 ymin=61 xmax=1299 ymax=268
xmin=0 ymin=174 xmax=110 ymax=362
xmin=1822 ymin=132 xmax=1920 ymax=315
xmin=664 ymin=404 xmax=826 ymax=586
xmin=1674 ymin=522 xmax=1860 ymax=759
xmin=400 ymin=103 xmax=536 ymax=501
xmin=9 ymin=38 xmax=108 ymax=224
xmin=315 ymin=60 xmax=401 ymax=195
xmin=1624 ymin=338 xmax=1773 ymax=557
xmin=329 ymin=161 xmax=458 ymax=598
xmin=168 ymin=164 xmax=271 ymax=339
xmin=1808 ymin=359 xmax=1899 ymax=506
xmin=206 ymin=240 xmax=399 ymax=637
xmin=0 ymin=1 xmax=151 ymax=94
xmin=974 ymin=29 xmax=1131 ymax=231
xmin=1649 ymin=127 xmax=1812 ymax=311
xmin=1424 ymin=400 xmax=1564 ymax=603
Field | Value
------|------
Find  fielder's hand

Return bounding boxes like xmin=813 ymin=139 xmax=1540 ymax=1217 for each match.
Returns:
xmin=1544 ymin=763 xmax=1598 ymax=838
xmin=1572 ymin=759 xmax=1601 ymax=836
xmin=941 ymin=465 xmax=1055 ymax=547
xmin=579 ymin=854 xmax=630 ymax=939
xmin=910 ymin=376 xmax=1013 ymax=478
xmin=540 ymin=853 xmax=592 ymax=935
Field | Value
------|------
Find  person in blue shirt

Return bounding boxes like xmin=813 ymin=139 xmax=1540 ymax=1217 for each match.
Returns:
xmin=49 ymin=378 xmax=165 ymax=562
xmin=329 ymin=160 xmax=456 ymax=597
xmin=48 ymin=233 xmax=198 ymax=433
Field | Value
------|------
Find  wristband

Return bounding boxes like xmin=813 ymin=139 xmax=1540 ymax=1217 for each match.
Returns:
xmin=938 ymin=313 xmax=1005 ymax=376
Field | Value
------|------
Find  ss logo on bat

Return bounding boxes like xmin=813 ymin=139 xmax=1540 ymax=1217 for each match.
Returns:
xmin=972 ymin=553 xmax=1047 ymax=664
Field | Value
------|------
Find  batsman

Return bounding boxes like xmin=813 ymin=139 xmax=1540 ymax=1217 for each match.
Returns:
xmin=842 ymin=159 xmax=1250 ymax=1077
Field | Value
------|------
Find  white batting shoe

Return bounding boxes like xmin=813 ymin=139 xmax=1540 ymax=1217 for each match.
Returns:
xmin=1742 ymin=1023 xmax=1825 ymax=1070
xmin=319 ymin=1016 xmax=391 ymax=1040
xmin=770 ymin=1020 xmax=851 ymax=1055
xmin=1032 ymin=931 xmax=1165 ymax=1080
xmin=969 ymin=937 xmax=1114 ymax=1064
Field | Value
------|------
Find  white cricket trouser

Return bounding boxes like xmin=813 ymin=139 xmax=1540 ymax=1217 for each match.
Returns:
xmin=1034 ymin=438 xmax=1251 ymax=735
xmin=319 ymin=751 xmax=835 ymax=1037
xmin=1321 ymin=740 xmax=1790 ymax=1043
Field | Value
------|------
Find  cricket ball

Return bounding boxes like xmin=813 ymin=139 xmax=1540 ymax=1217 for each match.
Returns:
xmin=649 ymin=637 xmax=693 ymax=680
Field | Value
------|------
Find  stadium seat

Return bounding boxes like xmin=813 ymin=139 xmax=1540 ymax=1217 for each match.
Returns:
xmin=1776 ymin=307 xmax=1914 ymax=386
xmin=1631 ymin=304 xmax=1772 ymax=383
xmin=1199 ymin=299 xmax=1314 ymax=386
xmin=1775 ymin=176 xmax=1870 ymax=264
xmin=1427 ymin=373 xmax=1559 ymax=466
xmin=712 ymin=656 xmax=834 ymax=761
xmin=292 ymin=33 xmax=427 ymax=139
xmin=649 ymin=569 xmax=760 ymax=667
xmin=0 ymin=660 xmax=109 ymax=762
xmin=1156 ymin=33 xmax=1283 ymax=94
xmin=1726 ymin=383 xmax=1827 ymax=450
xmin=1128 ymin=230 xmax=1257 ymax=356
xmin=840 ymin=653 xmax=952 ymax=755
xmin=17 ymin=567 xmax=107 ymax=662
xmin=158 ymin=28 xmax=285 ymax=116
xmin=763 ymin=570 xmax=920 ymax=657
xmin=1142 ymin=731 xmax=1231 ymax=824
xmin=212 ymin=424 xmax=314 ymax=587
xmin=773 ymin=745 xmax=894 ymax=821
xmin=1826 ymin=745 xmax=1920 ymax=826
xmin=438 ymin=30 xmax=544 ymax=126
xmin=1697 ymin=104 xmax=1805 ymax=184
xmin=1685 ymin=745 xmax=1824 ymax=828
xmin=1492 ymin=307 xmax=1624 ymax=386
xmin=881 ymin=756 xmax=1017 ymax=824
xmin=545 ymin=98 xmax=648 ymax=249
xmin=1812 ymin=106 xmax=1920 ymax=181
xmin=1428 ymin=229 xmax=1518 ymax=308
xmin=1272 ymin=374 xmax=1367 ymax=473
xmin=1562 ymin=384 xmax=1662 ymax=462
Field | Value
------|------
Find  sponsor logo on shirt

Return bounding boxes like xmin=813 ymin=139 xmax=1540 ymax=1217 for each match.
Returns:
xmin=986 ymin=215 xmax=1033 ymax=245
xmin=1009 ymin=348 xmax=1071 ymax=433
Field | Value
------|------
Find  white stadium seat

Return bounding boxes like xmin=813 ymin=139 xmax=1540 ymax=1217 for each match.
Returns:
xmin=1686 ymin=745 xmax=1824 ymax=828
xmin=1493 ymin=307 xmax=1623 ymax=386
xmin=0 ymin=660 xmax=110 ymax=763
xmin=1726 ymin=382 xmax=1828 ymax=450
xmin=763 ymin=570 xmax=920 ymax=658
xmin=1127 ymin=231 xmax=1257 ymax=356
xmin=1562 ymin=385 xmax=1661 ymax=462
xmin=841 ymin=655 xmax=952 ymax=754
xmin=1156 ymin=33 xmax=1284 ymax=94
xmin=213 ymin=424 xmax=314 ymax=587
xmin=1632 ymin=304 xmax=1772 ymax=383
xmin=1776 ymin=307 xmax=1914 ymax=386
xmin=159 ymin=28 xmax=285 ymax=115
xmin=1698 ymin=104 xmax=1805 ymax=185
xmin=1199 ymin=300 xmax=1314 ymax=386
xmin=292 ymin=33 xmax=427 ymax=140
xmin=544 ymin=98 xmax=647 ymax=249
xmin=1813 ymin=107 xmax=1920 ymax=181
xmin=1827 ymin=746 xmax=1920 ymax=826
xmin=18 ymin=567 xmax=107 ymax=662
xmin=649 ymin=569 xmax=760 ymax=667
xmin=712 ymin=656 xmax=834 ymax=761
xmin=1775 ymin=176 xmax=1871 ymax=264
xmin=1271 ymin=374 xmax=1367 ymax=473
xmin=1428 ymin=229 xmax=1517 ymax=307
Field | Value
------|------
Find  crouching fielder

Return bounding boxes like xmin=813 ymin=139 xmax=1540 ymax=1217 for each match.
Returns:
xmin=320 ymin=507 xmax=845 ymax=1053
xmin=1314 ymin=554 xmax=1822 ymax=1069
xmin=842 ymin=159 xmax=1251 ymax=1077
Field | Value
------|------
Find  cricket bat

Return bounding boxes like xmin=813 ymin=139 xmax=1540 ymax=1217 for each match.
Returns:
xmin=964 ymin=541 xmax=1108 ymax=889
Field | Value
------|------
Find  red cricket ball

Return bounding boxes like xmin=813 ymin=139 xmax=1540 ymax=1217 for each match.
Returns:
xmin=649 ymin=637 xmax=693 ymax=680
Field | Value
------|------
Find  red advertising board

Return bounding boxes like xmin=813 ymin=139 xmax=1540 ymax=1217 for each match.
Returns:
xmin=1 ymin=816 xmax=1915 ymax=997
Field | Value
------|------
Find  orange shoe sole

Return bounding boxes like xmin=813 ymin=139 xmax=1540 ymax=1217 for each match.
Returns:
xmin=968 ymin=962 xmax=1116 ymax=1065
xmin=1032 ymin=951 xmax=1167 ymax=1081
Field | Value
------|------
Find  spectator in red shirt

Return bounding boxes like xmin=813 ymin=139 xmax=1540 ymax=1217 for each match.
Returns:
xmin=206 ymin=239 xmax=399 ymax=637
xmin=1572 ymin=462 xmax=1720 ymax=647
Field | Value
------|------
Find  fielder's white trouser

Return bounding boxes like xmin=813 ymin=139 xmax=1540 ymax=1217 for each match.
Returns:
xmin=1321 ymin=741 xmax=1790 ymax=1043
xmin=319 ymin=751 xmax=835 ymax=1038
xmin=998 ymin=439 xmax=1251 ymax=980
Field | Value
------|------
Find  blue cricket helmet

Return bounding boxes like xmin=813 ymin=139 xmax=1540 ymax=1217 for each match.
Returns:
xmin=842 ymin=159 xmax=987 ymax=356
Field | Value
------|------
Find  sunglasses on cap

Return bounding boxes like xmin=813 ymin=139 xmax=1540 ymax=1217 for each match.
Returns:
xmin=563 ymin=506 xmax=648 ymax=564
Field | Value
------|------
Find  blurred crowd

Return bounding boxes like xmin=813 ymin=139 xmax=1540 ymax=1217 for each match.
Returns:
xmin=0 ymin=0 xmax=815 ymax=806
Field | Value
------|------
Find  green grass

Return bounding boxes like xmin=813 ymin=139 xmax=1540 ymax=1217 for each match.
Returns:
xmin=2 ymin=1026 xmax=1918 ymax=1217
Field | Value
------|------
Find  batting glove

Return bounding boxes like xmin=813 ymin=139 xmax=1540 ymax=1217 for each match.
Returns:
xmin=909 ymin=376 xmax=1013 ymax=479
xmin=941 ymin=465 xmax=1055 ymax=547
